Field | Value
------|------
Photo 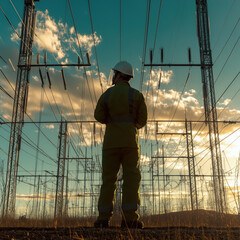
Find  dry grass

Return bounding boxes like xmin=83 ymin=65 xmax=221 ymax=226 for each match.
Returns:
xmin=0 ymin=210 xmax=240 ymax=239
xmin=0 ymin=216 xmax=96 ymax=228
xmin=1 ymin=209 xmax=240 ymax=228
xmin=142 ymin=209 xmax=240 ymax=228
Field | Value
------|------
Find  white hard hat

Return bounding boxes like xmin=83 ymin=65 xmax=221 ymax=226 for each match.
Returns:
xmin=112 ymin=61 xmax=134 ymax=78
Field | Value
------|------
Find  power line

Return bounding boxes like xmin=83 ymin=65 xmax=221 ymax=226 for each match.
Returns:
xmin=214 ymin=34 xmax=240 ymax=84
xmin=145 ymin=0 xmax=163 ymax=120
xmin=155 ymin=82 xmax=240 ymax=175
xmin=8 ymin=0 xmax=61 ymax=65
xmin=140 ymin=0 xmax=151 ymax=91
xmin=214 ymin=16 xmax=240 ymax=64
xmin=87 ymin=0 xmax=103 ymax=94
xmin=174 ymin=69 xmax=240 ymax=167
xmin=172 ymin=70 xmax=240 ymax=161
xmin=0 ymin=6 xmax=20 ymax=39
xmin=212 ymin=0 xmax=237 ymax=51
xmin=67 ymin=0 xmax=100 ymax=151
xmin=0 ymin=69 xmax=15 ymax=92
xmin=216 ymin=71 xmax=240 ymax=103
xmin=0 ymin=80 xmax=59 ymax=149
xmin=0 ymin=116 xmax=57 ymax=165
xmin=152 ymin=0 xmax=163 ymax=60
xmin=0 ymin=131 xmax=52 ymax=169
xmin=120 ymin=0 xmax=122 ymax=61
xmin=0 ymin=56 xmax=8 ymax=65
xmin=67 ymin=0 xmax=96 ymax=110
xmin=0 ymin=85 xmax=13 ymax=99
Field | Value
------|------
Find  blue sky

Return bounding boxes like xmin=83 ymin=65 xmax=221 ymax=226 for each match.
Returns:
xmin=1 ymin=0 xmax=240 ymax=215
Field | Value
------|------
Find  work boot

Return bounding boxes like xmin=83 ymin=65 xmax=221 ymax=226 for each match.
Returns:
xmin=94 ymin=219 xmax=109 ymax=228
xmin=121 ymin=220 xmax=144 ymax=229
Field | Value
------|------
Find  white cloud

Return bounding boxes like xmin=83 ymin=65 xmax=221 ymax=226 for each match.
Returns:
xmin=44 ymin=124 xmax=55 ymax=129
xmin=184 ymin=89 xmax=196 ymax=96
xmin=10 ymin=23 xmax=21 ymax=42
xmin=61 ymin=58 xmax=69 ymax=65
xmin=219 ymin=99 xmax=231 ymax=106
xmin=165 ymin=159 xmax=187 ymax=170
xmin=69 ymin=26 xmax=74 ymax=35
xmin=10 ymin=10 xmax=65 ymax=59
xmin=45 ymin=18 xmax=58 ymax=32
xmin=2 ymin=113 xmax=11 ymax=121
xmin=34 ymin=10 xmax=65 ymax=59
xmin=140 ymin=155 xmax=151 ymax=165
xmin=10 ymin=9 xmax=102 ymax=63
xmin=66 ymin=32 xmax=102 ymax=56
xmin=49 ymin=67 xmax=55 ymax=73
xmin=11 ymin=10 xmax=102 ymax=61
xmin=145 ymin=69 xmax=173 ymax=88
xmin=32 ymin=75 xmax=39 ymax=82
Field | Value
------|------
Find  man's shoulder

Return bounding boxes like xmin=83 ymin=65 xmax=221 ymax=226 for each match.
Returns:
xmin=130 ymin=86 xmax=143 ymax=97
xmin=103 ymin=86 xmax=114 ymax=95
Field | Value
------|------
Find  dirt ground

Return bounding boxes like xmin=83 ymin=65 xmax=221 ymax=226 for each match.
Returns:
xmin=0 ymin=226 xmax=240 ymax=240
xmin=1 ymin=210 xmax=240 ymax=239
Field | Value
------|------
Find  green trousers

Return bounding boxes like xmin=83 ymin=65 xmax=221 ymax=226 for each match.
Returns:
xmin=97 ymin=148 xmax=141 ymax=221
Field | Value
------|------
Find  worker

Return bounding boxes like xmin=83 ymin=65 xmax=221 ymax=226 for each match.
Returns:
xmin=94 ymin=61 xmax=148 ymax=229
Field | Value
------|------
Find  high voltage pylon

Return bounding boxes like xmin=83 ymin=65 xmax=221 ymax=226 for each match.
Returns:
xmin=54 ymin=119 xmax=68 ymax=218
xmin=2 ymin=0 xmax=91 ymax=218
xmin=144 ymin=0 xmax=226 ymax=214
xmin=185 ymin=120 xmax=198 ymax=211
xmin=2 ymin=0 xmax=37 ymax=218
xmin=153 ymin=120 xmax=198 ymax=212
xmin=196 ymin=0 xmax=226 ymax=213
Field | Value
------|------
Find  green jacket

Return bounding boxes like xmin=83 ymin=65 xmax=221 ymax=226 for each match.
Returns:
xmin=94 ymin=80 xmax=148 ymax=149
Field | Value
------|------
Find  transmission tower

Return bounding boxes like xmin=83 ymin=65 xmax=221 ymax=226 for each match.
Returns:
xmin=63 ymin=142 xmax=70 ymax=217
xmin=2 ymin=0 xmax=37 ymax=217
xmin=185 ymin=120 xmax=198 ymax=211
xmin=196 ymin=0 xmax=226 ymax=213
xmin=54 ymin=120 xmax=68 ymax=218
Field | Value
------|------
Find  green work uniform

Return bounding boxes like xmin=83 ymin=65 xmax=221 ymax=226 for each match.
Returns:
xmin=94 ymin=80 xmax=148 ymax=221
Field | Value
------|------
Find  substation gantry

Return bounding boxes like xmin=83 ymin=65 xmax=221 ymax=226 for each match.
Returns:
xmin=3 ymin=0 xmax=37 ymax=218
xmin=3 ymin=0 xmax=91 ymax=218
xmin=144 ymin=0 xmax=226 ymax=213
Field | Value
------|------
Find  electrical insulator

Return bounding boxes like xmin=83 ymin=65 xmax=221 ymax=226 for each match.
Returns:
xmin=61 ymin=68 xmax=67 ymax=90
xmin=158 ymin=72 xmax=162 ymax=89
xmin=150 ymin=49 xmax=153 ymax=64
xmin=86 ymin=53 xmax=90 ymax=65
xmin=44 ymin=52 xmax=47 ymax=65
xmin=93 ymin=122 xmax=96 ymax=146
xmin=39 ymin=68 xmax=44 ymax=88
xmin=78 ymin=56 xmax=80 ymax=70
xmin=46 ymin=70 xmax=51 ymax=89
xmin=23 ymin=84 xmax=29 ymax=114
xmin=161 ymin=48 xmax=164 ymax=63
xmin=188 ymin=48 xmax=192 ymax=63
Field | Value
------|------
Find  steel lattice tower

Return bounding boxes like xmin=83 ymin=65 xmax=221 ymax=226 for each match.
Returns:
xmin=2 ymin=0 xmax=37 ymax=217
xmin=54 ymin=120 xmax=68 ymax=218
xmin=185 ymin=120 xmax=198 ymax=211
xmin=196 ymin=0 xmax=226 ymax=213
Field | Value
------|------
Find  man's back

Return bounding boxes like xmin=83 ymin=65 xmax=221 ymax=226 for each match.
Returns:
xmin=94 ymin=80 xmax=147 ymax=149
